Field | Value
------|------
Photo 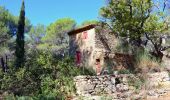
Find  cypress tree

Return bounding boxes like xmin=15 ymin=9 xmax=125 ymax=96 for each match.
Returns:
xmin=15 ymin=0 xmax=25 ymax=68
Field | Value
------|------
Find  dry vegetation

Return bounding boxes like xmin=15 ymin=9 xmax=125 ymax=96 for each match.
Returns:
xmin=135 ymin=52 xmax=162 ymax=73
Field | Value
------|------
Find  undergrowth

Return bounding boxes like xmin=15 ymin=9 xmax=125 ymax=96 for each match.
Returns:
xmin=0 ymin=49 xmax=95 ymax=99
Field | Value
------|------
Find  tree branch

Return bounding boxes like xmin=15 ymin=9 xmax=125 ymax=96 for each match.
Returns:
xmin=161 ymin=46 xmax=170 ymax=51
xmin=0 ymin=38 xmax=7 ymax=45
xmin=100 ymin=21 xmax=119 ymax=38
xmin=163 ymin=0 xmax=167 ymax=12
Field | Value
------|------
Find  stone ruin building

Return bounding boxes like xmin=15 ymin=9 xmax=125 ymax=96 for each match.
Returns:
xmin=68 ymin=24 xmax=134 ymax=74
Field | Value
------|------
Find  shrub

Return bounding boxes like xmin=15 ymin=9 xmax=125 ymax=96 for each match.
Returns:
xmin=114 ymin=39 xmax=133 ymax=54
xmin=127 ymin=75 xmax=145 ymax=90
xmin=80 ymin=67 xmax=95 ymax=76
xmin=0 ymin=49 xmax=95 ymax=99
xmin=135 ymin=51 xmax=161 ymax=73
xmin=118 ymin=69 xmax=131 ymax=74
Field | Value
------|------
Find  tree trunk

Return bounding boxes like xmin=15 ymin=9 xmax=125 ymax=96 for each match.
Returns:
xmin=0 ymin=57 xmax=5 ymax=72
xmin=151 ymin=51 xmax=163 ymax=62
xmin=5 ymin=55 xmax=8 ymax=72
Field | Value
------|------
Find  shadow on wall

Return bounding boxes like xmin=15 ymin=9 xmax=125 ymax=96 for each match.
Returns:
xmin=95 ymin=29 xmax=111 ymax=52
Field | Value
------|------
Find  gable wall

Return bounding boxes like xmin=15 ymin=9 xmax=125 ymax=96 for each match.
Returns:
xmin=69 ymin=28 xmax=96 ymax=68
xmin=94 ymin=26 xmax=117 ymax=52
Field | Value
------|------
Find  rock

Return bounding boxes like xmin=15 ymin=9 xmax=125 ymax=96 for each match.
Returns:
xmin=165 ymin=88 xmax=170 ymax=91
xmin=104 ymin=80 xmax=112 ymax=85
xmin=116 ymin=84 xmax=128 ymax=92
xmin=84 ymin=84 xmax=95 ymax=91
xmin=156 ymin=89 xmax=166 ymax=94
xmin=111 ymin=77 xmax=115 ymax=84
xmin=74 ymin=75 xmax=87 ymax=80
xmin=104 ymin=85 xmax=114 ymax=94
xmin=162 ymin=77 xmax=170 ymax=82
xmin=147 ymin=71 xmax=170 ymax=87
xmin=148 ymin=91 xmax=157 ymax=96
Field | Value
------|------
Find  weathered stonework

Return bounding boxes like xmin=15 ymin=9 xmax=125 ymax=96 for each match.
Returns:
xmin=147 ymin=71 xmax=170 ymax=87
xmin=162 ymin=52 xmax=170 ymax=71
xmin=73 ymin=71 xmax=170 ymax=100
xmin=74 ymin=74 xmax=134 ymax=99
xmin=68 ymin=25 xmax=118 ymax=73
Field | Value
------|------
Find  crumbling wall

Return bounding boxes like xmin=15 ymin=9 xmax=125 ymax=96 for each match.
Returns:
xmin=113 ymin=53 xmax=135 ymax=70
xmin=74 ymin=74 xmax=129 ymax=97
xmin=74 ymin=72 xmax=170 ymax=99
xmin=94 ymin=26 xmax=117 ymax=52
xmin=147 ymin=71 xmax=170 ymax=87
xmin=103 ymin=53 xmax=135 ymax=72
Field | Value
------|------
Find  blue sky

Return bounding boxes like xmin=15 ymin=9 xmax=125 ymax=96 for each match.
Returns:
xmin=0 ymin=0 xmax=104 ymax=26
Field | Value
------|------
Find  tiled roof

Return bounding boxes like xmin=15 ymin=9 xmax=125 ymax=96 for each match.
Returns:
xmin=67 ymin=24 xmax=96 ymax=35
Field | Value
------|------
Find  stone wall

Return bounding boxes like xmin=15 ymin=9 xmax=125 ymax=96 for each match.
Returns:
xmin=74 ymin=75 xmax=128 ymax=96
xmin=162 ymin=52 xmax=170 ymax=71
xmin=68 ymin=27 xmax=96 ymax=68
xmin=73 ymin=71 xmax=170 ymax=99
xmin=95 ymin=26 xmax=117 ymax=52
xmin=147 ymin=71 xmax=170 ymax=87
xmin=113 ymin=53 xmax=134 ymax=70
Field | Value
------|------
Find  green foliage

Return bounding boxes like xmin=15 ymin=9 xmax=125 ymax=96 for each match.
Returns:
xmin=118 ymin=69 xmax=131 ymax=74
xmin=5 ymin=95 xmax=36 ymax=100
xmin=0 ymin=48 xmax=94 ymax=99
xmin=100 ymin=95 xmax=113 ymax=100
xmin=80 ymin=67 xmax=96 ymax=76
xmin=42 ymin=18 xmax=76 ymax=44
xmin=0 ymin=47 xmax=9 ymax=56
xmin=0 ymin=6 xmax=16 ymax=51
xmin=0 ymin=6 xmax=31 ymax=42
xmin=114 ymin=39 xmax=132 ymax=54
xmin=15 ymin=1 xmax=25 ymax=68
xmin=81 ymin=20 xmax=99 ymax=26
xmin=28 ymin=24 xmax=46 ymax=44
xmin=127 ymin=75 xmax=145 ymax=90
xmin=100 ymin=0 xmax=170 ymax=55
xmin=100 ymin=0 xmax=152 ymax=43
xmin=39 ymin=18 xmax=76 ymax=55
xmin=0 ymin=6 xmax=10 ymax=38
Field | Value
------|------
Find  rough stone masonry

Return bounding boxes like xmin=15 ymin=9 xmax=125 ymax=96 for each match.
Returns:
xmin=74 ymin=74 xmax=130 ymax=96
xmin=74 ymin=71 xmax=170 ymax=99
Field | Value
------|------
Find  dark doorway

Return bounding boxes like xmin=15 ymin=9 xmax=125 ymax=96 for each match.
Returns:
xmin=96 ymin=59 xmax=101 ymax=75
xmin=76 ymin=51 xmax=81 ymax=65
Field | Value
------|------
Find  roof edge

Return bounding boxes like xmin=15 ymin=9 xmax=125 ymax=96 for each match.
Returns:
xmin=68 ymin=24 xmax=96 ymax=35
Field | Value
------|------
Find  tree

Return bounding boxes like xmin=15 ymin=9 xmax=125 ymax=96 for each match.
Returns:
xmin=29 ymin=24 xmax=46 ymax=44
xmin=100 ymin=0 xmax=152 ymax=46
xmin=40 ymin=18 xmax=76 ymax=57
xmin=81 ymin=20 xmax=99 ymax=26
xmin=42 ymin=18 xmax=76 ymax=45
xmin=141 ymin=0 xmax=170 ymax=60
xmin=0 ymin=6 xmax=13 ymax=45
xmin=100 ymin=0 xmax=170 ymax=60
xmin=15 ymin=0 xmax=25 ymax=68
xmin=0 ymin=5 xmax=31 ymax=48
xmin=0 ymin=6 xmax=16 ymax=71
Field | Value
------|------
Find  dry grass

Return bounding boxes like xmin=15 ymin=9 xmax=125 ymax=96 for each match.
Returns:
xmin=135 ymin=52 xmax=161 ymax=73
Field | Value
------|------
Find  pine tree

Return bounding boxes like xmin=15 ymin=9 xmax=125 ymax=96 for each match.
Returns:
xmin=15 ymin=0 xmax=25 ymax=68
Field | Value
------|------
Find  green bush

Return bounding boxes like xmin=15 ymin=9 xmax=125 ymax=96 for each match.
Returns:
xmin=127 ymin=75 xmax=145 ymax=90
xmin=118 ymin=69 xmax=131 ymax=74
xmin=114 ymin=39 xmax=133 ymax=54
xmin=0 ymin=49 xmax=95 ymax=99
